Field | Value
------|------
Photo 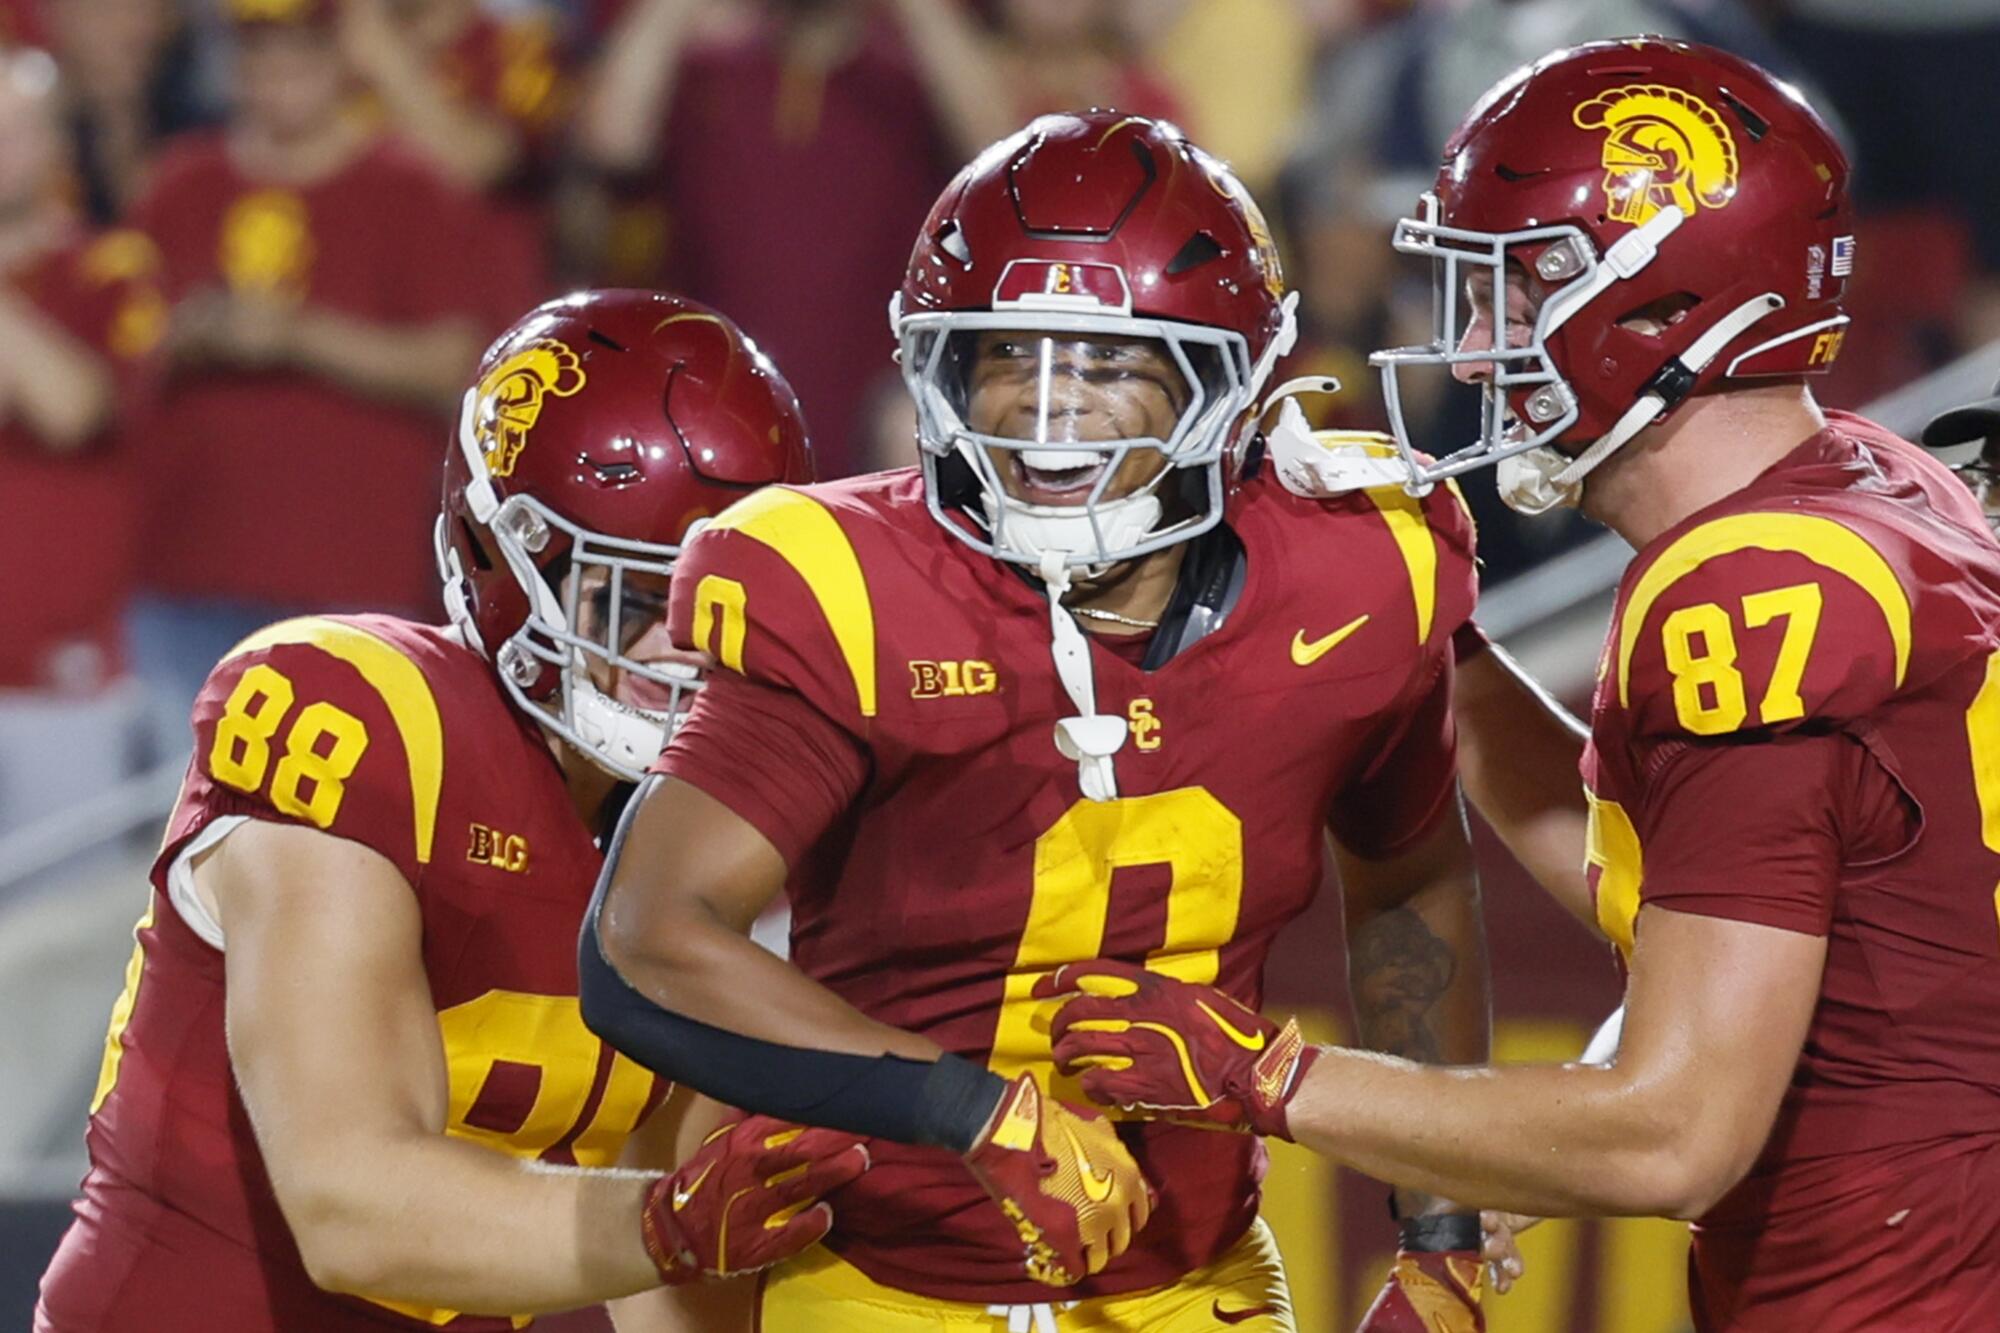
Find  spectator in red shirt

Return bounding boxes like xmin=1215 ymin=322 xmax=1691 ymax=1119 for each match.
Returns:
xmin=125 ymin=0 xmax=492 ymax=749
xmin=577 ymin=0 xmax=1011 ymax=477
xmin=0 ymin=47 xmax=167 ymax=838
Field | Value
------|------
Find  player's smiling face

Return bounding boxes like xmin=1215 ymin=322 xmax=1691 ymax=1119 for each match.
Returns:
xmin=963 ymin=331 xmax=1188 ymax=508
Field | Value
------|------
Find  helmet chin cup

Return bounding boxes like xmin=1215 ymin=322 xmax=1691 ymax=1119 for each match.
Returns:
xmin=976 ymin=483 xmax=1165 ymax=579
xmin=569 ymin=676 xmax=669 ymax=783
xmin=1496 ymin=447 xmax=1584 ymax=515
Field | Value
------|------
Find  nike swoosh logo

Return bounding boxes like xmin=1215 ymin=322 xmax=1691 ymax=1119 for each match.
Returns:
xmin=672 ymin=1160 xmax=715 ymax=1211
xmin=1290 ymin=613 xmax=1370 ymax=666
xmin=1058 ymin=1118 xmax=1116 ymax=1203
xmin=1196 ymin=999 xmax=1267 ymax=1052
xmin=1212 ymin=1300 xmax=1281 ymax=1325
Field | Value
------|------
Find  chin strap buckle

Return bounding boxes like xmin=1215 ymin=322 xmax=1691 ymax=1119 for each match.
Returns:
xmin=1039 ymin=551 xmax=1127 ymax=802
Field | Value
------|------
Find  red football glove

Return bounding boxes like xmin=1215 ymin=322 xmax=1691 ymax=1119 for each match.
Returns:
xmin=640 ymin=1114 xmax=870 ymax=1284
xmin=1357 ymin=1250 xmax=1486 ymax=1332
xmin=962 ymin=1071 xmax=1153 ymax=1287
xmin=1032 ymin=960 xmax=1319 ymax=1139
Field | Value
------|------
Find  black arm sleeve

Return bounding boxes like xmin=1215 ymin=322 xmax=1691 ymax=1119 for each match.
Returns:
xmin=575 ymin=793 xmax=1006 ymax=1154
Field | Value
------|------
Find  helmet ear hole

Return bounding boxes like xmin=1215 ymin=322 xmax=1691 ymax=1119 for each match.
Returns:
xmin=1615 ymin=292 xmax=1701 ymax=337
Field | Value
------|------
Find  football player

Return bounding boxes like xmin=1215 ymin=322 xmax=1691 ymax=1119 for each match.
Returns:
xmin=1040 ymin=40 xmax=2000 ymax=1332
xmin=580 ymin=113 xmax=1496 ymax=1331
xmin=36 ymin=291 xmax=868 ymax=1333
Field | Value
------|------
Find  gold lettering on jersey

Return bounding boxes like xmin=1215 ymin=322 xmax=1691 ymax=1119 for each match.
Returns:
xmin=1573 ymin=86 xmax=1739 ymax=227
xmin=909 ymin=659 xmax=998 ymax=699
xmin=467 ymin=822 xmax=531 ymax=873
xmin=1128 ymin=697 xmax=1162 ymax=750
xmin=1809 ymin=328 xmax=1846 ymax=366
xmin=474 ymin=338 xmax=586 ymax=478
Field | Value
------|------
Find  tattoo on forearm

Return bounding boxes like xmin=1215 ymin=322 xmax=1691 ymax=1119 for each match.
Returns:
xmin=1348 ymin=905 xmax=1456 ymax=1065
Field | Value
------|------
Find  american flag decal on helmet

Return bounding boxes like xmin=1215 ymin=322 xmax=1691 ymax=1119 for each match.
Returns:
xmin=1831 ymin=235 xmax=1856 ymax=277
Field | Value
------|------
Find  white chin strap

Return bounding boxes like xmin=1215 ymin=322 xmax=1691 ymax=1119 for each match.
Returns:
xmin=568 ymin=676 xmax=670 ymax=781
xmin=1038 ymin=550 xmax=1128 ymax=802
xmin=1496 ymin=292 xmax=1786 ymax=516
xmin=978 ymin=478 xmax=1163 ymax=579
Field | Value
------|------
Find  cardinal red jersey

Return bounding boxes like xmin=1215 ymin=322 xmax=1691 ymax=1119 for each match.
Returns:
xmin=1583 ymin=412 xmax=2000 ymax=1329
xmin=131 ymin=135 xmax=498 ymax=615
xmin=652 ymin=467 xmax=1477 ymax=1305
xmin=0 ymin=229 xmax=164 ymax=692
xmin=37 ymin=615 xmax=663 ymax=1333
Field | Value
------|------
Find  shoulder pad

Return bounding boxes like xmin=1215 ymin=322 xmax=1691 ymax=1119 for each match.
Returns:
xmin=188 ymin=617 xmax=446 ymax=882
xmin=669 ymin=487 xmax=878 ymax=726
xmin=1616 ymin=511 xmax=1911 ymax=739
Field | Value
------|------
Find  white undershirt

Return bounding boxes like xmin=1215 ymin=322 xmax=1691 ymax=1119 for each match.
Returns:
xmin=165 ymin=815 xmax=247 ymax=952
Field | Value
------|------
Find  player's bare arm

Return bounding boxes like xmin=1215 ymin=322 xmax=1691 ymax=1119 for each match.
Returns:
xmin=1288 ymin=904 xmax=1823 ymax=1218
xmin=586 ymin=774 xmax=1155 ymax=1286
xmin=1336 ymin=807 xmax=1490 ymax=1080
xmin=1450 ymin=636 xmax=1595 ymax=929
xmin=594 ymin=776 xmax=942 ymax=1063
xmin=208 ymin=819 xmax=665 ymax=1310
xmin=210 ymin=816 xmax=866 ymax=1314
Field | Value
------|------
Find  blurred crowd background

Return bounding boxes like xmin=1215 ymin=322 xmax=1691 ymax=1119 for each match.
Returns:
xmin=3 ymin=1 xmax=2000 ymax=1326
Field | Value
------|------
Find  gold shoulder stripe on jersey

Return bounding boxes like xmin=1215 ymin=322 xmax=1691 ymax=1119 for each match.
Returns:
xmin=223 ymin=618 xmax=445 ymax=865
xmin=1361 ymin=485 xmax=1437 ymax=644
xmin=1616 ymin=513 xmax=1912 ymax=708
xmin=708 ymin=488 xmax=878 ymax=717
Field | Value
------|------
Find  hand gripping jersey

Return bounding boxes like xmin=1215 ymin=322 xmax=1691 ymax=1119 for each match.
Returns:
xmin=653 ymin=467 xmax=1477 ymax=1304
xmin=1584 ymin=413 xmax=2000 ymax=1325
xmin=37 ymin=615 xmax=664 ymax=1333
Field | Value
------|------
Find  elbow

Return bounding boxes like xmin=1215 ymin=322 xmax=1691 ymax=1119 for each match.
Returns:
xmin=577 ymin=900 xmax=704 ymax=1076
xmin=282 ymin=1183 xmax=399 ymax=1296
xmin=1617 ymin=1134 xmax=1756 ymax=1221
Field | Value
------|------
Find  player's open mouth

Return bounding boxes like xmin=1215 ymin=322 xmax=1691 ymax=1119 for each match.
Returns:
xmin=617 ymin=660 xmax=702 ymax=714
xmin=1012 ymin=449 xmax=1111 ymax=504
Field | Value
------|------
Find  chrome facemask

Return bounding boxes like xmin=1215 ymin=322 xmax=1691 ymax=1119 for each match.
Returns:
xmin=1367 ymin=192 xmax=1688 ymax=495
xmin=899 ymin=311 xmax=1255 ymax=573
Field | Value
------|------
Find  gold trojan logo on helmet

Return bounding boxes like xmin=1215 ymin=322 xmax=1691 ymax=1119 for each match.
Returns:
xmin=475 ymin=338 xmax=586 ymax=478
xmin=1572 ymin=84 xmax=1740 ymax=227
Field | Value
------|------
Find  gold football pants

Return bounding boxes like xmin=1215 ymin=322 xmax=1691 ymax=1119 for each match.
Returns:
xmin=757 ymin=1216 xmax=1295 ymax=1332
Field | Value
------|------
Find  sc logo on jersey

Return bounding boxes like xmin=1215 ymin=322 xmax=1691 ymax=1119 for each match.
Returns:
xmin=910 ymin=659 xmax=998 ymax=699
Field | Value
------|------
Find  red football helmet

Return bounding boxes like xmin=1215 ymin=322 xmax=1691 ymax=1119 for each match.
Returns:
xmin=1369 ymin=38 xmax=1853 ymax=509
xmin=438 ymin=290 xmax=812 ymax=779
xmin=892 ymin=111 xmax=1298 ymax=573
